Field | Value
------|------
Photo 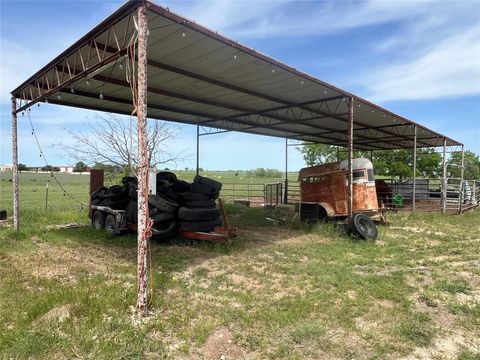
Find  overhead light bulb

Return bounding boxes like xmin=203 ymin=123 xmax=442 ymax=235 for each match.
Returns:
xmin=45 ymin=99 xmax=48 ymax=103
xmin=119 ymin=63 xmax=124 ymax=70
xmin=57 ymin=94 xmax=62 ymax=100
xmin=323 ymin=90 xmax=327 ymax=94
xmin=181 ymin=29 xmax=186 ymax=37
xmin=70 ymin=87 xmax=75 ymax=94
xmin=86 ymin=79 xmax=90 ymax=86
xmin=233 ymin=53 xmax=238 ymax=60
xmin=99 ymin=90 xmax=104 ymax=100
xmin=271 ymin=68 xmax=275 ymax=73
xmin=300 ymin=80 xmax=304 ymax=85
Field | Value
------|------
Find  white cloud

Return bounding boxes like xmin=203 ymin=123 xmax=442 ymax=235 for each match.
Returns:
xmin=364 ymin=26 xmax=480 ymax=102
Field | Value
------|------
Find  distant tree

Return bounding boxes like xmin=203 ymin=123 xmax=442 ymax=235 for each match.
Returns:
xmin=298 ymin=144 xmax=368 ymax=166
xmin=74 ymin=161 xmax=88 ymax=173
xmin=235 ymin=172 xmax=239 ymax=176
xmin=61 ymin=114 xmax=184 ymax=171
xmin=164 ymin=167 xmax=170 ymax=171
xmin=299 ymin=144 xmax=442 ymax=180
xmin=18 ymin=164 xmax=28 ymax=172
xmin=184 ymin=167 xmax=189 ymax=171
xmin=448 ymin=150 xmax=480 ymax=179
xmin=41 ymin=165 xmax=53 ymax=172
xmin=52 ymin=167 xmax=60 ymax=172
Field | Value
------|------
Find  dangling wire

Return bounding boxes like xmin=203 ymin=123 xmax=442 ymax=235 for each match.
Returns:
xmin=26 ymin=110 xmax=87 ymax=207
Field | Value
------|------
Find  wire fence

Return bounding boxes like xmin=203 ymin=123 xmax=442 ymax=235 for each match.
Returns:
xmin=1 ymin=171 xmax=478 ymax=215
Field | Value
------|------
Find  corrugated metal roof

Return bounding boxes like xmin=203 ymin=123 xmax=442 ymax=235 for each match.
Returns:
xmin=10 ymin=0 xmax=462 ymax=150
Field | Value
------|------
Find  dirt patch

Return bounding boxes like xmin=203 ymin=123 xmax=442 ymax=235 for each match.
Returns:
xmin=33 ymin=304 xmax=71 ymax=328
xmin=401 ymin=330 xmax=479 ymax=360
xmin=194 ymin=327 xmax=247 ymax=360
xmin=9 ymin=242 xmax=134 ymax=283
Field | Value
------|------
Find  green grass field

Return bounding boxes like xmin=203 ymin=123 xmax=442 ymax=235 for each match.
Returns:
xmin=1 ymin=171 xmax=479 ymax=359
xmin=0 ymin=170 xmax=300 ymax=213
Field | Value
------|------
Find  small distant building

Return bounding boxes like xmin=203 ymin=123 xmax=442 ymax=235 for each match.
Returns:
xmin=0 ymin=165 xmax=13 ymax=171
xmin=58 ymin=165 xmax=74 ymax=173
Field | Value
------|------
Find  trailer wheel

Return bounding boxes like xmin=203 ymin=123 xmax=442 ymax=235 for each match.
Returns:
xmin=178 ymin=207 xmax=220 ymax=221
xmin=350 ymin=213 xmax=378 ymax=240
xmin=104 ymin=214 xmax=120 ymax=236
xmin=318 ymin=206 xmax=328 ymax=222
xmin=92 ymin=211 xmax=105 ymax=230
xmin=180 ymin=218 xmax=222 ymax=232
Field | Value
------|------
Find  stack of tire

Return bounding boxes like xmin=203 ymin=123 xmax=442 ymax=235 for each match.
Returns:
xmin=91 ymin=172 xmax=224 ymax=236
xmin=178 ymin=175 xmax=223 ymax=232
xmin=125 ymin=175 xmax=179 ymax=237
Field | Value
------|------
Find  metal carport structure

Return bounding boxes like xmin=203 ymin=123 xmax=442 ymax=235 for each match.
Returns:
xmin=9 ymin=0 xmax=463 ymax=315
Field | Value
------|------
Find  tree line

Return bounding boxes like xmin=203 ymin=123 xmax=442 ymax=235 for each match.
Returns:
xmin=299 ymin=144 xmax=480 ymax=180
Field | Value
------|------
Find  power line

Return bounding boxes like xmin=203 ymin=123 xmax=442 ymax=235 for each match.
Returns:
xmin=25 ymin=109 xmax=87 ymax=208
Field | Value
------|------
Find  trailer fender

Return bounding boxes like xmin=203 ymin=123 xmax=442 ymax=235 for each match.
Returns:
xmin=317 ymin=202 xmax=335 ymax=218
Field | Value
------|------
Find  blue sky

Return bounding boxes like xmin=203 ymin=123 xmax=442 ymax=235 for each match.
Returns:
xmin=1 ymin=0 xmax=479 ymax=170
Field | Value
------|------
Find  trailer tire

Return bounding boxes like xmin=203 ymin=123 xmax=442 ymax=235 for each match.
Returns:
xmin=179 ymin=218 xmax=222 ymax=232
xmin=171 ymin=179 xmax=190 ymax=193
xmin=104 ymin=214 xmax=120 ymax=236
xmin=156 ymin=171 xmax=177 ymax=183
xmin=151 ymin=211 xmax=175 ymax=224
xmin=92 ymin=211 xmax=105 ymax=230
xmin=190 ymin=183 xmax=218 ymax=197
xmin=152 ymin=219 xmax=177 ymax=237
xmin=91 ymin=187 xmax=108 ymax=200
xmin=149 ymin=194 xmax=178 ymax=212
xmin=350 ymin=213 xmax=378 ymax=240
xmin=184 ymin=200 xmax=216 ymax=209
xmin=164 ymin=189 xmax=184 ymax=204
xmin=194 ymin=175 xmax=222 ymax=191
xmin=183 ymin=191 xmax=211 ymax=201
xmin=126 ymin=200 xmax=138 ymax=224
xmin=178 ymin=207 xmax=220 ymax=221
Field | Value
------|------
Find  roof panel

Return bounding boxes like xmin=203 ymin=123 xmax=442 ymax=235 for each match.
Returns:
xmin=10 ymin=0 xmax=462 ymax=151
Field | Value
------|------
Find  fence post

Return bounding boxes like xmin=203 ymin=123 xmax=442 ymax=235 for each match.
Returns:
xmin=45 ymin=182 xmax=49 ymax=211
xmin=441 ymin=138 xmax=447 ymax=214
xmin=247 ymin=183 xmax=250 ymax=202
xmin=232 ymin=183 xmax=235 ymax=202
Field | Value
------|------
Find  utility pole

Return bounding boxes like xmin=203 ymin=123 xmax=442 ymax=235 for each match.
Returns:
xmin=11 ymin=96 xmax=19 ymax=230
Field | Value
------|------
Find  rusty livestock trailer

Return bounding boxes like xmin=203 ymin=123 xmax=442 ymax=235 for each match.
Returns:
xmin=299 ymin=158 xmax=379 ymax=222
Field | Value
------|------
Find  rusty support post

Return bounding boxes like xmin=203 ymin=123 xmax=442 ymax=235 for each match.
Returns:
xmin=196 ymin=124 xmax=200 ymax=176
xmin=459 ymin=145 xmax=465 ymax=213
xmin=136 ymin=5 xmax=149 ymax=317
xmin=441 ymin=138 xmax=447 ymax=214
xmin=11 ymin=96 xmax=19 ymax=230
xmin=347 ymin=97 xmax=354 ymax=222
xmin=284 ymin=138 xmax=288 ymax=204
xmin=336 ymin=146 xmax=340 ymax=162
xmin=412 ymin=125 xmax=417 ymax=212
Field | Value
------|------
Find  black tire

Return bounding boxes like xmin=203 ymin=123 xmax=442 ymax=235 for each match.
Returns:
xmin=128 ymin=185 xmax=138 ymax=199
xmin=121 ymin=176 xmax=137 ymax=184
xmin=350 ymin=213 xmax=378 ymax=240
xmin=109 ymin=198 xmax=129 ymax=210
xmin=91 ymin=198 xmax=102 ymax=205
xmin=180 ymin=218 xmax=222 ymax=232
xmin=194 ymin=175 xmax=222 ymax=191
xmin=318 ymin=206 xmax=328 ymax=222
xmin=156 ymin=171 xmax=177 ymax=183
xmin=184 ymin=200 xmax=216 ymax=209
xmin=183 ymin=191 xmax=211 ymax=201
xmin=104 ymin=214 xmax=120 ymax=236
xmin=108 ymin=185 xmax=124 ymax=194
xmin=91 ymin=187 xmax=108 ymax=200
xmin=178 ymin=207 xmax=220 ymax=221
xmin=92 ymin=211 xmax=105 ymax=230
xmin=108 ymin=186 xmax=129 ymax=201
xmin=163 ymin=188 xmax=184 ymax=204
xmin=126 ymin=200 xmax=138 ymax=224
xmin=151 ymin=211 xmax=175 ymax=224
xmin=149 ymin=194 xmax=179 ymax=212
xmin=152 ymin=220 xmax=177 ymax=237
xmin=190 ymin=182 xmax=218 ymax=197
xmin=171 ymin=179 xmax=190 ymax=193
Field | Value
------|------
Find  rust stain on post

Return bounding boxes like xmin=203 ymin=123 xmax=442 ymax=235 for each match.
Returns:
xmin=136 ymin=5 xmax=149 ymax=317
xmin=11 ymin=96 xmax=19 ymax=230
